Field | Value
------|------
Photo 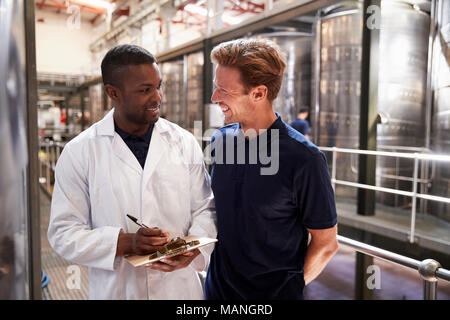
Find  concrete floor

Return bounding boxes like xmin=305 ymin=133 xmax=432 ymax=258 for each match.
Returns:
xmin=40 ymin=188 xmax=88 ymax=300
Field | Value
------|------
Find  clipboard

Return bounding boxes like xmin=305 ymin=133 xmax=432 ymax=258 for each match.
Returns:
xmin=124 ymin=235 xmax=217 ymax=268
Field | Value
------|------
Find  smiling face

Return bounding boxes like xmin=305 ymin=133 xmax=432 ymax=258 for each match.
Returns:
xmin=211 ymin=65 xmax=254 ymax=125
xmin=106 ymin=63 xmax=162 ymax=134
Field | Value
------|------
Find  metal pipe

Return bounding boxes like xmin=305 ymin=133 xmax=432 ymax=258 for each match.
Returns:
xmin=207 ymin=0 xmax=212 ymax=35
xmin=436 ymin=267 xmax=450 ymax=281
xmin=338 ymin=235 xmax=420 ymax=270
xmin=51 ymin=140 xmax=56 ymax=170
xmin=331 ymin=147 xmax=336 ymax=191
xmin=410 ymin=154 xmax=419 ymax=243
xmin=320 ymin=8 xmax=359 ymax=21
xmin=38 ymin=143 xmax=42 ymax=181
xmin=183 ymin=53 xmax=188 ymax=128
xmin=332 ymin=178 xmax=450 ymax=205
xmin=416 ymin=193 xmax=450 ymax=205
xmin=421 ymin=0 xmax=437 ymax=215
xmin=425 ymin=0 xmax=437 ymax=151
xmin=319 ymin=146 xmax=450 ymax=162
xmin=45 ymin=139 xmax=50 ymax=193
xmin=333 ymin=179 xmax=415 ymax=197
xmin=377 ymin=145 xmax=430 ymax=153
xmin=313 ymin=12 xmax=321 ymax=144
xmin=378 ymin=173 xmax=430 ymax=184
xmin=423 ymin=280 xmax=438 ymax=300
xmin=339 ymin=236 xmax=450 ymax=300
xmin=419 ymin=259 xmax=441 ymax=300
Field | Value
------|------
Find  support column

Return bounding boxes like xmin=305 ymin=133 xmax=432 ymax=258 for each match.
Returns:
xmin=80 ymin=89 xmax=86 ymax=131
xmin=355 ymin=0 xmax=380 ymax=300
xmin=24 ymin=0 xmax=42 ymax=300
xmin=265 ymin=0 xmax=274 ymax=13
xmin=202 ymin=38 xmax=214 ymax=133
xmin=214 ymin=0 xmax=224 ymax=31
xmin=357 ymin=0 xmax=380 ymax=216
xmin=159 ymin=2 xmax=177 ymax=51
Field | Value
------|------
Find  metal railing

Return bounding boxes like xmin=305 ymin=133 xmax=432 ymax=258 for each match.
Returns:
xmin=337 ymin=235 xmax=450 ymax=300
xmin=319 ymin=146 xmax=450 ymax=244
xmin=38 ymin=138 xmax=66 ymax=195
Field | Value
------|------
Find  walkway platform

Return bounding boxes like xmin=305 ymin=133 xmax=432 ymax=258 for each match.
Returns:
xmin=335 ymin=197 xmax=450 ymax=256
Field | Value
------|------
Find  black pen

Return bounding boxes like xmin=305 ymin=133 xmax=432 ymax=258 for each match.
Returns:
xmin=126 ymin=214 xmax=150 ymax=228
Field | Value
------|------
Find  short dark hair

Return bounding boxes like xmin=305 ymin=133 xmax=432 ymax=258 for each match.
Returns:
xmin=298 ymin=108 xmax=309 ymax=114
xmin=101 ymin=44 xmax=156 ymax=87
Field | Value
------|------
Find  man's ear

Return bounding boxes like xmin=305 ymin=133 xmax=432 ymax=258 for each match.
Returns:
xmin=104 ymin=84 xmax=121 ymax=102
xmin=251 ymin=85 xmax=268 ymax=102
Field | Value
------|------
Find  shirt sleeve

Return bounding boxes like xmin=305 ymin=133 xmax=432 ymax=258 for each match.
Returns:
xmin=295 ymin=151 xmax=338 ymax=229
xmin=304 ymin=122 xmax=311 ymax=136
xmin=47 ymin=144 xmax=122 ymax=271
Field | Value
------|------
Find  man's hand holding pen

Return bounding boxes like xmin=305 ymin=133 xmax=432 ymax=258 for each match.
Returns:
xmin=116 ymin=227 xmax=170 ymax=257
xmin=116 ymin=214 xmax=170 ymax=257
xmin=127 ymin=214 xmax=170 ymax=255
xmin=116 ymin=213 xmax=200 ymax=272
xmin=132 ymin=227 xmax=170 ymax=255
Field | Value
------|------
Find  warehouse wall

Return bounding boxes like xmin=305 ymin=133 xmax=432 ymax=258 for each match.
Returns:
xmin=35 ymin=8 xmax=96 ymax=75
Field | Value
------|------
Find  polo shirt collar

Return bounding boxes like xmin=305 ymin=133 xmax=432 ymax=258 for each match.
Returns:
xmin=236 ymin=112 xmax=284 ymax=141
xmin=114 ymin=121 xmax=153 ymax=144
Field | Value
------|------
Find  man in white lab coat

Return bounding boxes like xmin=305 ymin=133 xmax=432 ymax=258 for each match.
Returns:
xmin=47 ymin=45 xmax=217 ymax=299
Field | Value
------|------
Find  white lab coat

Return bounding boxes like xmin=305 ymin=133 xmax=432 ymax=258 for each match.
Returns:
xmin=48 ymin=109 xmax=217 ymax=299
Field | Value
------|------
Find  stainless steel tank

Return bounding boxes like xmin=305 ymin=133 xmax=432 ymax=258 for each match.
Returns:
xmin=312 ymin=5 xmax=362 ymax=198
xmin=430 ymin=0 xmax=450 ymax=222
xmin=312 ymin=0 xmax=431 ymax=204
xmin=376 ymin=0 xmax=430 ymax=206
xmin=254 ymin=32 xmax=312 ymax=124
xmin=186 ymin=51 xmax=204 ymax=134
xmin=160 ymin=58 xmax=186 ymax=127
xmin=0 ymin=0 xmax=28 ymax=299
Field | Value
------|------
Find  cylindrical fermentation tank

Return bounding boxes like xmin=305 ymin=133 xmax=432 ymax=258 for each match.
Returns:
xmin=160 ymin=58 xmax=185 ymax=127
xmin=160 ymin=52 xmax=204 ymax=133
xmin=431 ymin=0 xmax=450 ymax=222
xmin=312 ymin=0 xmax=431 ymax=206
xmin=312 ymin=6 xmax=362 ymax=198
xmin=377 ymin=0 xmax=430 ymax=206
xmin=254 ymin=32 xmax=312 ymax=124
xmin=186 ymin=51 xmax=204 ymax=133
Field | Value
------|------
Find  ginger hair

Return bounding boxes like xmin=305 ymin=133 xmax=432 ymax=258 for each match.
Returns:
xmin=211 ymin=38 xmax=286 ymax=101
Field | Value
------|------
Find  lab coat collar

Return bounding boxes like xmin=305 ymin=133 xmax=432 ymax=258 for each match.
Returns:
xmin=96 ymin=108 xmax=170 ymax=136
xmin=98 ymin=108 xmax=170 ymax=178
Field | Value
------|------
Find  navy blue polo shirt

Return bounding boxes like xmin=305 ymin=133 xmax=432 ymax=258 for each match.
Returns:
xmin=290 ymin=118 xmax=310 ymax=136
xmin=205 ymin=115 xmax=337 ymax=300
xmin=115 ymin=123 xmax=154 ymax=168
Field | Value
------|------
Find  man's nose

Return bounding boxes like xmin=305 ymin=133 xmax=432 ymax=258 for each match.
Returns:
xmin=155 ymin=88 xmax=162 ymax=102
xmin=211 ymin=88 xmax=219 ymax=103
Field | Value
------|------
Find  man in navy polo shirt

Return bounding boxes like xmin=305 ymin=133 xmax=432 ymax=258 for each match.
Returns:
xmin=205 ymin=39 xmax=338 ymax=300
xmin=290 ymin=108 xmax=311 ymax=140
